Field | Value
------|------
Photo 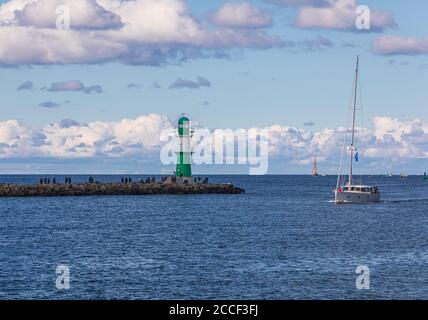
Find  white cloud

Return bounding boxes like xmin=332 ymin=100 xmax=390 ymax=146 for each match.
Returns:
xmin=0 ymin=25 xmax=127 ymax=65
xmin=0 ymin=120 xmax=35 ymax=156
xmin=373 ymin=35 xmax=428 ymax=56
xmin=208 ymin=2 xmax=272 ymax=28
xmin=1 ymin=114 xmax=427 ymax=173
xmin=259 ymin=117 xmax=428 ymax=167
xmin=294 ymin=0 xmax=396 ymax=31
xmin=0 ymin=114 xmax=173 ymax=158
xmin=368 ymin=117 xmax=428 ymax=159
xmin=0 ymin=0 xmax=282 ymax=66
xmin=13 ymin=0 xmax=123 ymax=29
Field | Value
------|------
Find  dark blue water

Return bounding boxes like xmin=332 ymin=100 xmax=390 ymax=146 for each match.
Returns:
xmin=1 ymin=175 xmax=428 ymax=300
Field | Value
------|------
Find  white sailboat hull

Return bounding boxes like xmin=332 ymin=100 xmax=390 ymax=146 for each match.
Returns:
xmin=335 ymin=190 xmax=381 ymax=204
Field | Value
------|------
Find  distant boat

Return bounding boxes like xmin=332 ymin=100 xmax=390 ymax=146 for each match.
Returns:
xmin=424 ymin=172 xmax=428 ymax=181
xmin=385 ymin=172 xmax=393 ymax=177
xmin=334 ymin=57 xmax=381 ymax=204
xmin=400 ymin=172 xmax=408 ymax=180
xmin=312 ymin=156 xmax=319 ymax=177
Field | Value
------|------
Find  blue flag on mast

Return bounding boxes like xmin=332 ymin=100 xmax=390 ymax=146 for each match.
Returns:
xmin=355 ymin=152 xmax=359 ymax=162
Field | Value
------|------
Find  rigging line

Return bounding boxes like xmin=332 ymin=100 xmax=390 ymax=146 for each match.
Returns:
xmin=348 ymin=56 xmax=359 ymax=187
xmin=357 ymin=59 xmax=374 ymax=185
xmin=357 ymin=59 xmax=365 ymax=185
xmin=337 ymin=62 xmax=357 ymax=189
xmin=336 ymin=109 xmax=351 ymax=190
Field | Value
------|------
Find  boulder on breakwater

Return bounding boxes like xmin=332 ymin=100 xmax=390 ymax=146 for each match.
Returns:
xmin=0 ymin=182 xmax=245 ymax=198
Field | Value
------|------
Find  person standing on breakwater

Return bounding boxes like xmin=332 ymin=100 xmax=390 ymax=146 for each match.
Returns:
xmin=53 ymin=178 xmax=56 ymax=184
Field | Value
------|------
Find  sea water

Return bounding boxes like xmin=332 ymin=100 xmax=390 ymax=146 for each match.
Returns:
xmin=1 ymin=175 xmax=427 ymax=299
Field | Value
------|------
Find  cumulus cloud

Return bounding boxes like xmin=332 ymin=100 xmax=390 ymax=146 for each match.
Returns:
xmin=0 ymin=114 xmax=427 ymax=173
xmin=294 ymin=0 xmax=396 ymax=32
xmin=268 ymin=117 xmax=428 ymax=171
xmin=368 ymin=117 xmax=428 ymax=159
xmin=169 ymin=76 xmax=211 ymax=89
xmin=46 ymin=80 xmax=103 ymax=94
xmin=373 ymin=35 xmax=428 ymax=56
xmin=0 ymin=114 xmax=174 ymax=158
xmin=13 ymin=0 xmax=123 ymax=30
xmin=208 ymin=2 xmax=272 ymax=28
xmin=0 ymin=120 xmax=33 ymax=156
xmin=17 ymin=80 xmax=33 ymax=90
xmin=0 ymin=0 xmax=283 ymax=66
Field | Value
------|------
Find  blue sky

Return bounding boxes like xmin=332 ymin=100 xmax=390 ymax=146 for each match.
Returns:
xmin=0 ymin=0 xmax=427 ymax=174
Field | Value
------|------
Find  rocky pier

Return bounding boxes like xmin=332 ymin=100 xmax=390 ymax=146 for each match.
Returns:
xmin=0 ymin=182 xmax=245 ymax=198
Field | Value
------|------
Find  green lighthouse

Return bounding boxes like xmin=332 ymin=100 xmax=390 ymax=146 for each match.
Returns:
xmin=175 ymin=116 xmax=192 ymax=183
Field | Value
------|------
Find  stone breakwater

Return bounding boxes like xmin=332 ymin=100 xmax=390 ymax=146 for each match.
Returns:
xmin=0 ymin=183 xmax=245 ymax=197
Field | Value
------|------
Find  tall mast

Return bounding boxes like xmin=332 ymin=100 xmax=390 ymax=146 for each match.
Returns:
xmin=349 ymin=56 xmax=359 ymax=186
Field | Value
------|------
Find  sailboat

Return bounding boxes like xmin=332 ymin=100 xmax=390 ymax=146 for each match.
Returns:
xmin=312 ymin=156 xmax=319 ymax=176
xmin=334 ymin=57 xmax=381 ymax=204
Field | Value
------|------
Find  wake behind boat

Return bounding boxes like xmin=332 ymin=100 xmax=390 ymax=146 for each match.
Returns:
xmin=334 ymin=57 xmax=381 ymax=204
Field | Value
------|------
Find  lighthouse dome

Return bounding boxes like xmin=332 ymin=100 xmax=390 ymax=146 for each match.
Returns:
xmin=178 ymin=116 xmax=190 ymax=125
xmin=178 ymin=116 xmax=191 ymax=136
